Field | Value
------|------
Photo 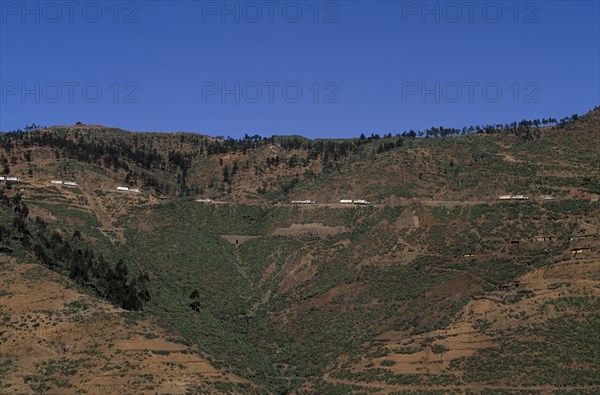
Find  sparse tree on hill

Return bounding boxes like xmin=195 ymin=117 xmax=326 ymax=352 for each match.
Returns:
xmin=223 ymin=165 xmax=230 ymax=184
xmin=189 ymin=289 xmax=201 ymax=312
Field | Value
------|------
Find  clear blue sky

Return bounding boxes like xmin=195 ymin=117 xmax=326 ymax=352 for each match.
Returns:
xmin=1 ymin=0 xmax=599 ymax=137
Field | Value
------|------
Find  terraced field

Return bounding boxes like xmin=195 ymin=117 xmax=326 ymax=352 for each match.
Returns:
xmin=0 ymin=108 xmax=598 ymax=393
xmin=0 ymin=257 xmax=246 ymax=394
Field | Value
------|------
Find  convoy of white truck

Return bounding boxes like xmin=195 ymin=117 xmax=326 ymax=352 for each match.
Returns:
xmin=290 ymin=199 xmax=370 ymax=205
xmin=339 ymin=199 xmax=369 ymax=205
xmin=0 ymin=176 xmax=23 ymax=183
xmin=0 ymin=176 xmax=577 ymax=206
xmin=339 ymin=199 xmax=370 ymax=205
xmin=499 ymin=195 xmax=529 ymax=201
xmin=116 ymin=186 xmax=141 ymax=193
xmin=51 ymin=180 xmax=78 ymax=187
xmin=291 ymin=200 xmax=316 ymax=204
xmin=498 ymin=195 xmax=557 ymax=201
xmin=49 ymin=180 xmax=140 ymax=193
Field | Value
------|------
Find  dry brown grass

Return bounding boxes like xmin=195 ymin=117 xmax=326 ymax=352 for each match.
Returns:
xmin=0 ymin=256 xmax=246 ymax=394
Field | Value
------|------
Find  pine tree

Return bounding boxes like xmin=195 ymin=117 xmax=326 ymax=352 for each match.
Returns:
xmin=189 ymin=289 xmax=201 ymax=312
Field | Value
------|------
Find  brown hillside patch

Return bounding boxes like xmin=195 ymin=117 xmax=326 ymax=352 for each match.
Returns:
xmin=325 ymin=258 xmax=600 ymax=392
xmin=395 ymin=208 xmax=418 ymax=228
xmin=271 ymin=223 xmax=348 ymax=237
xmin=308 ymin=283 xmax=365 ymax=308
xmin=278 ymin=253 xmax=318 ymax=293
xmin=259 ymin=261 xmax=277 ymax=286
xmin=0 ymin=256 xmax=246 ymax=394
xmin=425 ymin=273 xmax=482 ymax=302
xmin=501 ymin=153 xmax=521 ymax=163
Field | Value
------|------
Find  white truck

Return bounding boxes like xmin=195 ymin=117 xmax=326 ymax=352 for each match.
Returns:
xmin=117 ymin=186 xmax=141 ymax=193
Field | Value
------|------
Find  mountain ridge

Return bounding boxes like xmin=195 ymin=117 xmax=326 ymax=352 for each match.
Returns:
xmin=0 ymin=108 xmax=598 ymax=393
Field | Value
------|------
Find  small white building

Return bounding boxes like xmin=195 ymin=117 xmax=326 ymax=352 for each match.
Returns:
xmin=353 ymin=199 xmax=370 ymax=205
xmin=340 ymin=199 xmax=353 ymax=204
xmin=499 ymin=195 xmax=512 ymax=200
xmin=117 ymin=186 xmax=129 ymax=191
xmin=196 ymin=198 xmax=214 ymax=203
xmin=51 ymin=180 xmax=63 ymax=185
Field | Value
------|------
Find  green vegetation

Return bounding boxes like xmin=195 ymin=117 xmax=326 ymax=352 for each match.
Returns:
xmin=112 ymin=197 xmax=596 ymax=391
xmin=455 ymin=296 xmax=600 ymax=386
xmin=0 ymin=190 xmax=149 ymax=311
xmin=0 ymin=108 xmax=599 ymax=392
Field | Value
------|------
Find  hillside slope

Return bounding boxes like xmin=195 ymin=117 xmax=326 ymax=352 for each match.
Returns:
xmin=0 ymin=108 xmax=598 ymax=393
xmin=0 ymin=256 xmax=248 ymax=394
xmin=1 ymin=108 xmax=598 ymax=204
